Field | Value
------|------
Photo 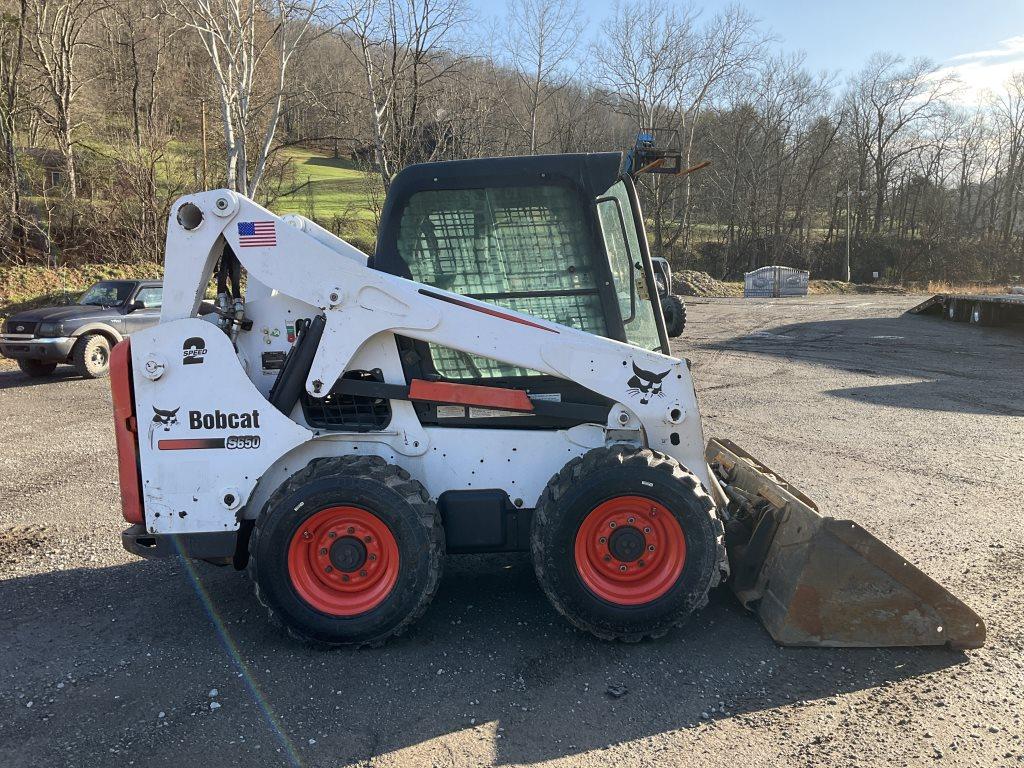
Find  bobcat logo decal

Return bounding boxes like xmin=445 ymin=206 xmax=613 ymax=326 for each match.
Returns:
xmin=627 ymin=363 xmax=669 ymax=405
xmin=149 ymin=406 xmax=180 ymax=448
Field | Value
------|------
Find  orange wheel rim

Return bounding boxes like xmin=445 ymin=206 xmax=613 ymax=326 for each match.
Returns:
xmin=287 ymin=506 xmax=400 ymax=616
xmin=574 ymin=496 xmax=686 ymax=605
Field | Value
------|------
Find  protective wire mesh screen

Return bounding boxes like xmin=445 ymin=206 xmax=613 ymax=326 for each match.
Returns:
xmin=398 ymin=185 xmax=606 ymax=379
xmin=301 ymin=370 xmax=391 ymax=431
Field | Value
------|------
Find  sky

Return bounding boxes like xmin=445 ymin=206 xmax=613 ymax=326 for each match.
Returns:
xmin=470 ymin=0 xmax=1024 ymax=102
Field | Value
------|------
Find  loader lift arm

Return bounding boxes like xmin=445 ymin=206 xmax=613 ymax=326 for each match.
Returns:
xmin=160 ymin=188 xmax=708 ymax=485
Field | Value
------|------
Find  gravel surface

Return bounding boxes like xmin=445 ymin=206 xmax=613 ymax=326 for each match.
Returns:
xmin=1 ymin=295 xmax=1021 ymax=767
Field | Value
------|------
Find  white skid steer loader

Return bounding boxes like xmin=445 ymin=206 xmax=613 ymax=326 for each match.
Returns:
xmin=109 ymin=141 xmax=985 ymax=648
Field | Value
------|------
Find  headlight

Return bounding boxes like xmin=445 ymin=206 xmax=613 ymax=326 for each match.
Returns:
xmin=36 ymin=322 xmax=63 ymax=337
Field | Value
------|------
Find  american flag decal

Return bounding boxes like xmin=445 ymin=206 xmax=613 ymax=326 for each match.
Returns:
xmin=237 ymin=220 xmax=276 ymax=247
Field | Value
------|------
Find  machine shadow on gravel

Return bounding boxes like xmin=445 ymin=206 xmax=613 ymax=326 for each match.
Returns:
xmin=0 ymin=367 xmax=93 ymax=390
xmin=0 ymin=552 xmax=969 ymax=765
xmin=697 ymin=314 xmax=1024 ymax=416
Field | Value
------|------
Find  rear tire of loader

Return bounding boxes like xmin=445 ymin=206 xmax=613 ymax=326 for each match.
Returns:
xmin=530 ymin=446 xmax=724 ymax=641
xmin=248 ymin=456 xmax=444 ymax=647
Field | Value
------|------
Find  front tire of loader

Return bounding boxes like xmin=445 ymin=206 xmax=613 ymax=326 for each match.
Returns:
xmin=531 ymin=446 xmax=723 ymax=641
xmin=661 ymin=294 xmax=686 ymax=337
xmin=248 ymin=456 xmax=444 ymax=647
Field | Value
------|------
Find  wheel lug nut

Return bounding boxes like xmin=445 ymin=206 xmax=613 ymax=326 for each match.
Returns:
xmin=369 ymin=553 xmax=377 ymax=561
xmin=359 ymin=570 xmax=367 ymax=577
xmin=342 ymin=574 xmax=349 ymax=582
xmin=627 ymin=517 xmax=635 ymax=524
xmin=643 ymin=527 xmax=651 ymax=534
xmin=609 ymin=521 xmax=616 ymax=528
xmin=648 ymin=544 xmax=655 ymax=552
xmin=619 ymin=565 xmax=627 ymax=572
xmin=302 ymin=531 xmax=312 ymax=540
xmin=599 ymin=536 xmax=607 ymax=544
xmin=603 ymin=555 xmax=611 ymax=562
xmin=328 ymin=531 xmax=337 ymax=539
xmin=364 ymin=536 xmax=372 ymax=543
xmin=319 ymin=548 xmax=327 ymax=555
xmin=347 ymin=527 xmax=355 ymax=534
xmin=638 ymin=560 xmax=645 ymax=567
xmin=324 ymin=565 xmax=333 ymax=573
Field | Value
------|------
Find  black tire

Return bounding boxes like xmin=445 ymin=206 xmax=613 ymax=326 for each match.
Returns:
xmin=248 ymin=455 xmax=444 ymax=647
xmin=17 ymin=359 xmax=57 ymax=377
xmin=662 ymin=294 xmax=686 ymax=337
xmin=72 ymin=334 xmax=111 ymax=378
xmin=530 ymin=446 xmax=724 ymax=641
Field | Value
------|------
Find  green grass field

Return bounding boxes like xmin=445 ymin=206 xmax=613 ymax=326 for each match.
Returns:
xmin=270 ymin=149 xmax=382 ymax=248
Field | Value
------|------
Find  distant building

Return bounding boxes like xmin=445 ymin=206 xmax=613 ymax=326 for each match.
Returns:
xmin=19 ymin=147 xmax=91 ymax=196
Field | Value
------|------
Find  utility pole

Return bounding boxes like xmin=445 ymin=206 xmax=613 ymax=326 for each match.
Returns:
xmin=200 ymin=100 xmax=209 ymax=189
xmin=843 ymin=182 xmax=851 ymax=284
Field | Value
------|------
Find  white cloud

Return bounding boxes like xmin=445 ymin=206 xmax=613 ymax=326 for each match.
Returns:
xmin=937 ymin=36 xmax=1024 ymax=103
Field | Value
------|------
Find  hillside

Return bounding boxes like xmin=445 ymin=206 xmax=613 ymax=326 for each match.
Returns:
xmin=270 ymin=149 xmax=381 ymax=250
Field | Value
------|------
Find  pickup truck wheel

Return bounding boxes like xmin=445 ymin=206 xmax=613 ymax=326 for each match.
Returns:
xmin=17 ymin=358 xmax=57 ymax=377
xmin=72 ymin=334 xmax=110 ymax=378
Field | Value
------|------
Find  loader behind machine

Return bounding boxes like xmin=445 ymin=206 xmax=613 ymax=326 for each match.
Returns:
xmin=109 ymin=137 xmax=984 ymax=649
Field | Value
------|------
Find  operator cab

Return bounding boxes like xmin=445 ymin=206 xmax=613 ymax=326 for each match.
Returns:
xmin=370 ymin=152 xmax=669 ymax=388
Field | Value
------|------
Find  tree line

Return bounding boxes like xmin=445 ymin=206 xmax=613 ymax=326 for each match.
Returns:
xmin=1 ymin=0 xmax=1022 ymax=283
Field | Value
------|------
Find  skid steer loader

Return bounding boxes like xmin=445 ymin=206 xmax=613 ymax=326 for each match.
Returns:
xmin=109 ymin=142 xmax=985 ymax=649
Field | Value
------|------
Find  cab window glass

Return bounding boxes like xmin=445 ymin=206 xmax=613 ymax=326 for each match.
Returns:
xmin=596 ymin=197 xmax=634 ymax=323
xmin=398 ymin=185 xmax=605 ymax=378
xmin=596 ymin=180 xmax=660 ymax=351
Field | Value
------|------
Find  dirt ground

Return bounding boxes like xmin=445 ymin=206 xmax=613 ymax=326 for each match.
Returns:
xmin=1 ymin=295 xmax=1021 ymax=768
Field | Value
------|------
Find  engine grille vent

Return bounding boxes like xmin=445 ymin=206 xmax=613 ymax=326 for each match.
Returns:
xmin=301 ymin=369 xmax=392 ymax=431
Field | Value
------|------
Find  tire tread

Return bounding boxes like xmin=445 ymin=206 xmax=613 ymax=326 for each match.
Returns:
xmin=247 ymin=455 xmax=443 ymax=648
xmin=531 ymin=445 xmax=724 ymax=642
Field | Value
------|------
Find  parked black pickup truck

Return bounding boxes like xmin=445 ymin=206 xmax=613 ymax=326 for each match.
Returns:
xmin=1 ymin=280 xmax=162 ymax=378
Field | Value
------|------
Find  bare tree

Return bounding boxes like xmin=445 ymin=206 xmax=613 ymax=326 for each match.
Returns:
xmin=499 ymin=0 xmax=583 ymax=154
xmin=339 ymin=0 xmax=466 ymax=189
xmin=170 ymin=0 xmax=323 ymax=197
xmin=27 ymin=0 xmax=97 ymax=200
xmin=992 ymin=72 xmax=1024 ymax=245
xmin=593 ymin=0 xmax=693 ymax=131
xmin=846 ymin=53 xmax=958 ymax=233
xmin=676 ymin=4 xmax=765 ymax=247
xmin=0 ymin=0 xmax=28 ymax=258
xmin=593 ymin=0 xmax=697 ymax=256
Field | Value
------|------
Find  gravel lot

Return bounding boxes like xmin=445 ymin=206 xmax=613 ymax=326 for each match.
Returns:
xmin=1 ymin=295 xmax=1021 ymax=768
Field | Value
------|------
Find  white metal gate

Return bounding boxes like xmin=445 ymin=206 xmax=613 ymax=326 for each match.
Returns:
xmin=744 ymin=266 xmax=809 ymax=298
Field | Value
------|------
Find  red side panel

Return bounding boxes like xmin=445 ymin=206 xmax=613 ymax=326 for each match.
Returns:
xmin=110 ymin=340 xmax=144 ymax=524
xmin=408 ymin=379 xmax=535 ymax=412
